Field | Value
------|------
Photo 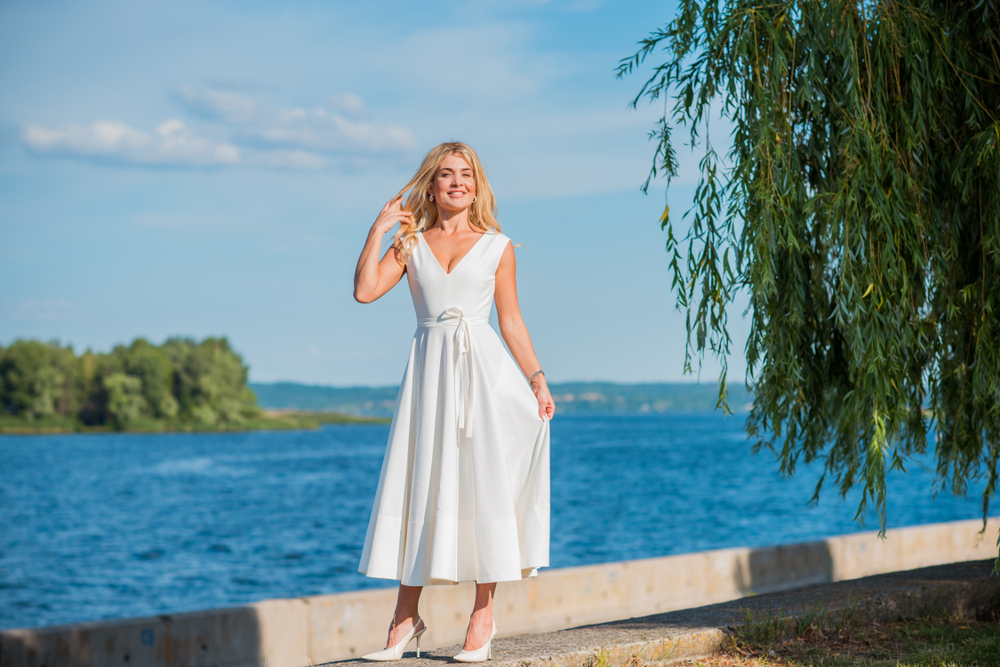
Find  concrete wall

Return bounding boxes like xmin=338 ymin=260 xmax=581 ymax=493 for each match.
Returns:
xmin=3 ymin=517 xmax=997 ymax=667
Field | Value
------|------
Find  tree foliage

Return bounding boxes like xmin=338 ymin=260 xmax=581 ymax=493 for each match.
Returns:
xmin=619 ymin=1 xmax=1000 ymax=537
xmin=0 ymin=337 xmax=259 ymax=429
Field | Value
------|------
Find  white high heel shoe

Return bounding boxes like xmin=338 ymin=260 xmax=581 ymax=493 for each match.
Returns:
xmin=453 ymin=621 xmax=496 ymax=662
xmin=361 ymin=618 xmax=428 ymax=661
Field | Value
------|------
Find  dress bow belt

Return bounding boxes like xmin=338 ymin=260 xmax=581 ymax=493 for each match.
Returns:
xmin=417 ymin=307 xmax=487 ymax=441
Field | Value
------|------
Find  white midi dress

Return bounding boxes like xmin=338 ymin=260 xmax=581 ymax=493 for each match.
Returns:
xmin=358 ymin=230 xmax=550 ymax=586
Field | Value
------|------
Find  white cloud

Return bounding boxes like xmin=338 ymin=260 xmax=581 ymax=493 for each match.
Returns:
xmin=247 ymin=107 xmax=415 ymax=154
xmin=23 ymin=119 xmax=240 ymax=167
xmin=174 ymin=86 xmax=416 ymax=155
xmin=172 ymin=85 xmax=259 ymax=123
xmin=22 ymin=89 xmax=413 ymax=170
xmin=329 ymin=93 xmax=367 ymax=118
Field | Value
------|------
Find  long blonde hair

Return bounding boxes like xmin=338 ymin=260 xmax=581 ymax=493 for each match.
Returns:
xmin=394 ymin=142 xmax=500 ymax=263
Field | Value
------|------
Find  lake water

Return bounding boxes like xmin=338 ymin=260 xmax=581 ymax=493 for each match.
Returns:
xmin=0 ymin=413 xmax=991 ymax=631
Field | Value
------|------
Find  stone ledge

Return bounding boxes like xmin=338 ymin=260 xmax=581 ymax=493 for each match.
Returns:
xmin=4 ymin=520 xmax=998 ymax=667
xmin=320 ymin=559 xmax=1000 ymax=667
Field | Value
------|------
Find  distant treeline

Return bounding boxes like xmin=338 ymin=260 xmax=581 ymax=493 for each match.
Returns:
xmin=0 ymin=337 xmax=259 ymax=429
xmin=250 ymin=380 xmax=754 ymax=417
xmin=1 ymin=336 xmax=752 ymax=433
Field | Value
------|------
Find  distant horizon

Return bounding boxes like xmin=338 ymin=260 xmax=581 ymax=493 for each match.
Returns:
xmin=0 ymin=334 xmax=746 ymax=388
xmin=249 ymin=379 xmax=753 ymax=416
xmin=249 ymin=378 xmax=746 ymax=389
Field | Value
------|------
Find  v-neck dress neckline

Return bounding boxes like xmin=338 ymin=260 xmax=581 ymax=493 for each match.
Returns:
xmin=419 ymin=231 xmax=488 ymax=276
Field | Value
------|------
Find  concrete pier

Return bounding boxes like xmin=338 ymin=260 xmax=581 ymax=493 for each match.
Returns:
xmin=2 ymin=517 xmax=998 ymax=667
xmin=325 ymin=559 xmax=1000 ymax=667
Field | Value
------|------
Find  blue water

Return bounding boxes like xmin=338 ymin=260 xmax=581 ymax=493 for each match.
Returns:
xmin=0 ymin=413 xmax=990 ymax=631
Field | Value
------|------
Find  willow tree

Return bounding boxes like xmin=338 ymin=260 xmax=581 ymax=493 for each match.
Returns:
xmin=619 ymin=1 xmax=1000 ymax=545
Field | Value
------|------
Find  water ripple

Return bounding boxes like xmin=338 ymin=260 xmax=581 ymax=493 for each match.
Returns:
xmin=0 ymin=414 xmax=989 ymax=631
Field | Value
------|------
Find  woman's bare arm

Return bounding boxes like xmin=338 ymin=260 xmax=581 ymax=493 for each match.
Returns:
xmin=494 ymin=242 xmax=555 ymax=420
xmin=354 ymin=196 xmax=409 ymax=303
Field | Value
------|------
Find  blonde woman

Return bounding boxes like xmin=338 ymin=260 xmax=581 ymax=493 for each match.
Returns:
xmin=354 ymin=142 xmax=553 ymax=662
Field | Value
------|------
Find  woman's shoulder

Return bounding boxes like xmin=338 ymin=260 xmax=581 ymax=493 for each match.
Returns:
xmin=479 ymin=230 xmax=510 ymax=272
xmin=484 ymin=230 xmax=511 ymax=246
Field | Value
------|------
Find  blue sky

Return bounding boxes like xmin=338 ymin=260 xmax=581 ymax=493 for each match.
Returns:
xmin=0 ymin=0 xmax=750 ymax=386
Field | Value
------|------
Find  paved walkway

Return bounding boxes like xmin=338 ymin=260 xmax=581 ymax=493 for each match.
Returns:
xmin=320 ymin=559 xmax=1000 ymax=667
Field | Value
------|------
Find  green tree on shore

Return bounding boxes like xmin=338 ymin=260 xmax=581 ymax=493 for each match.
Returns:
xmin=103 ymin=373 xmax=144 ymax=427
xmin=620 ymin=0 xmax=1000 ymax=542
xmin=163 ymin=337 xmax=257 ymax=425
xmin=120 ymin=338 xmax=178 ymax=420
xmin=0 ymin=340 xmax=76 ymax=419
xmin=0 ymin=336 xmax=259 ymax=429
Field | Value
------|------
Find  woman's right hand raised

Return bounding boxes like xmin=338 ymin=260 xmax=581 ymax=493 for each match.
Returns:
xmin=355 ymin=195 xmax=410 ymax=303
xmin=371 ymin=195 xmax=412 ymax=237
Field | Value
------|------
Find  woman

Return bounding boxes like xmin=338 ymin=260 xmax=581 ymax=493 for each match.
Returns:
xmin=353 ymin=142 xmax=554 ymax=662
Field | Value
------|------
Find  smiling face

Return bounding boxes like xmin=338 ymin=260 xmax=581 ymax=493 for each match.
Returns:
xmin=429 ymin=153 xmax=477 ymax=212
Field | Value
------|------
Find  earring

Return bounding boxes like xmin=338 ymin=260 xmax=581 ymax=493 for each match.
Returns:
xmin=429 ymin=194 xmax=434 ymax=201
xmin=473 ymin=196 xmax=478 ymax=203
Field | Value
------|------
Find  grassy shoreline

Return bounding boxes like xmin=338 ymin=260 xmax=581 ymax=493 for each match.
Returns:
xmin=670 ymin=607 xmax=1000 ymax=667
xmin=0 ymin=411 xmax=389 ymax=435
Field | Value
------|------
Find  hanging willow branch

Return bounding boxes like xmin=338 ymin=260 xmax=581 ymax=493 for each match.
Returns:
xmin=619 ymin=0 xmax=1000 ymax=546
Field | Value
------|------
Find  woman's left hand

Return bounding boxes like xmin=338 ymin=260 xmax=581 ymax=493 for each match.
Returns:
xmin=532 ymin=377 xmax=555 ymax=421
